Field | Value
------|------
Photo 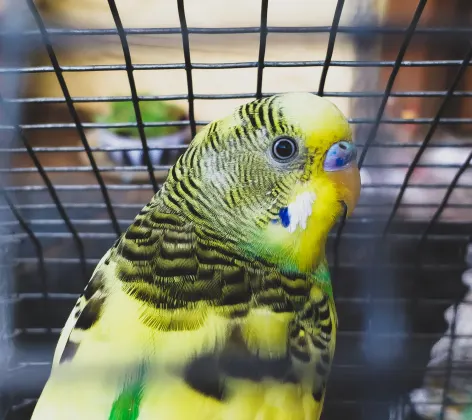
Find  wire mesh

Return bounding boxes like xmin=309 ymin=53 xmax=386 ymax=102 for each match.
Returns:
xmin=0 ymin=0 xmax=471 ymax=419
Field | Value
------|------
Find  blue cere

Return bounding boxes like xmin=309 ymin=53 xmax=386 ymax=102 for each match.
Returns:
xmin=278 ymin=207 xmax=290 ymax=228
xmin=323 ymin=141 xmax=357 ymax=172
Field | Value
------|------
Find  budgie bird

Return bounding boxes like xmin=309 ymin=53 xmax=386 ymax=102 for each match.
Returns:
xmin=31 ymin=92 xmax=361 ymax=420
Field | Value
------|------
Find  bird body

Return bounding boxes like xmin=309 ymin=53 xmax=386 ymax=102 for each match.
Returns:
xmin=31 ymin=92 xmax=360 ymax=420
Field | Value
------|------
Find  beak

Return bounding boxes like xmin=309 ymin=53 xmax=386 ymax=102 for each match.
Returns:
xmin=325 ymin=163 xmax=361 ymax=216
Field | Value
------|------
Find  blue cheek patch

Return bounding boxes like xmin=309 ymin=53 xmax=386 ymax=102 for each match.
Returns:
xmin=278 ymin=207 xmax=290 ymax=228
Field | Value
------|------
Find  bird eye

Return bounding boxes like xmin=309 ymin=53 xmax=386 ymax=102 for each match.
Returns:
xmin=272 ymin=137 xmax=298 ymax=161
xmin=323 ymin=141 xmax=357 ymax=172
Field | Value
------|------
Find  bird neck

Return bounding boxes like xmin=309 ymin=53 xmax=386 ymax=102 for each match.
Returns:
xmin=310 ymin=258 xmax=334 ymax=298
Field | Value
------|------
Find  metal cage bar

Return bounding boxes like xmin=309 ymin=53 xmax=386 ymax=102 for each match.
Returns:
xmin=357 ymin=0 xmax=427 ymax=168
xmin=25 ymin=0 xmax=121 ymax=240
xmin=1 ymin=0 xmax=472 ymax=419
xmin=318 ymin=0 xmax=345 ymax=96
xmin=383 ymin=46 xmax=472 ymax=236
xmin=106 ymin=0 xmax=158 ymax=194
xmin=177 ymin=0 xmax=197 ymax=138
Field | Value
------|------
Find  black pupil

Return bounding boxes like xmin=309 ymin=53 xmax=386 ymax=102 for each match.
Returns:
xmin=275 ymin=139 xmax=295 ymax=159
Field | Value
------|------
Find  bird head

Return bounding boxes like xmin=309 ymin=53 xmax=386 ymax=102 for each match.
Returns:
xmin=163 ymin=92 xmax=361 ymax=275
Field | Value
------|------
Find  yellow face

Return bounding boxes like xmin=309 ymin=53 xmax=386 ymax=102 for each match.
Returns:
xmin=280 ymin=92 xmax=361 ymax=216
xmin=259 ymin=93 xmax=361 ymax=273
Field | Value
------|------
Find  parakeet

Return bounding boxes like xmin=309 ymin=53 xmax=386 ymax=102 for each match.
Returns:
xmin=31 ymin=92 xmax=361 ymax=420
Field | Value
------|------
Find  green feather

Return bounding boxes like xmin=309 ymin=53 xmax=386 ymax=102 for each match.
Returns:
xmin=108 ymin=364 xmax=146 ymax=420
xmin=311 ymin=260 xmax=333 ymax=298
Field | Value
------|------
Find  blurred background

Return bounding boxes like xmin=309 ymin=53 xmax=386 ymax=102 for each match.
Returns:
xmin=0 ymin=0 xmax=472 ymax=419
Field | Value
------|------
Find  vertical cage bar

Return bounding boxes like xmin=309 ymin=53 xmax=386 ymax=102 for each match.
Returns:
xmin=107 ymin=0 xmax=159 ymax=194
xmin=25 ymin=0 xmax=122 ymax=239
xmin=332 ymin=202 xmax=348 ymax=281
xmin=318 ymin=0 xmax=345 ymax=96
xmin=417 ymin=149 xmax=472 ymax=248
xmin=177 ymin=0 xmax=197 ymax=138
xmin=256 ymin=0 xmax=269 ymax=100
xmin=383 ymin=46 xmax=472 ymax=236
xmin=0 ymin=93 xmax=87 ymax=282
xmin=357 ymin=0 xmax=427 ymax=168
xmin=0 ymin=188 xmax=48 ymax=318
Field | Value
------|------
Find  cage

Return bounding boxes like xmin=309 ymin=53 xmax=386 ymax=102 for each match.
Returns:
xmin=0 ymin=0 xmax=471 ymax=419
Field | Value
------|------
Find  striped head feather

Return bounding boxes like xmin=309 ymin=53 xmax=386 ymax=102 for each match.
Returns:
xmin=159 ymin=92 xmax=361 ymax=279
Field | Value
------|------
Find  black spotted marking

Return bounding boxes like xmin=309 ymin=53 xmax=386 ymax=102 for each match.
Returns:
xmin=149 ymin=212 xmax=184 ymax=227
xmin=279 ymin=278 xmax=311 ymax=297
xmin=169 ymin=161 xmax=179 ymax=181
xmin=196 ymin=244 xmax=232 ymax=266
xmin=171 ymin=183 xmax=185 ymax=200
xmin=237 ymin=122 xmax=252 ymax=143
xmin=160 ymin=241 xmax=193 ymax=259
xmin=118 ymin=244 xmax=155 ymax=262
xmin=289 ymin=325 xmax=301 ymax=339
xmin=75 ymin=297 xmax=105 ymax=330
xmin=263 ymin=272 xmax=282 ymax=289
xmin=220 ymin=283 xmax=251 ymax=305
xmin=164 ymin=191 xmax=181 ymax=209
xmin=174 ymin=279 xmax=221 ymax=302
xmin=312 ymin=388 xmax=324 ymax=402
xmin=124 ymin=228 xmax=153 ymax=242
xmin=321 ymin=353 xmax=330 ymax=364
xmin=184 ymin=356 xmax=225 ymax=401
xmin=59 ymin=341 xmax=80 ymax=364
xmin=178 ymin=179 xmax=194 ymax=199
xmin=297 ymin=335 xmax=307 ymax=347
xmin=163 ymin=229 xmax=193 ymax=243
xmin=197 ymin=240 xmax=250 ymax=265
xmin=266 ymin=96 xmax=277 ymax=132
xmin=185 ymin=146 xmax=197 ymax=169
xmin=257 ymin=100 xmax=267 ymax=130
xmin=256 ymin=291 xmax=290 ymax=309
xmin=244 ymin=102 xmax=258 ymax=130
xmin=111 ymin=237 xmax=122 ymax=249
xmin=290 ymin=346 xmax=311 ymax=363
xmin=194 ymin=227 xmax=237 ymax=247
xmin=132 ymin=287 xmax=186 ymax=310
xmin=197 ymin=266 xmax=215 ymax=282
xmin=185 ymin=200 xmax=201 ymax=220
xmin=271 ymin=302 xmax=294 ymax=313
xmin=207 ymin=120 xmax=218 ymax=136
xmin=227 ymin=307 xmax=250 ymax=318
xmin=219 ymin=352 xmax=294 ymax=383
xmin=216 ymin=325 xmax=296 ymax=383
xmin=320 ymin=323 xmax=332 ymax=334
xmin=118 ymin=271 xmax=155 ymax=284
xmin=74 ymin=310 xmax=81 ymax=319
xmin=311 ymin=337 xmax=327 ymax=351
xmin=186 ymin=175 xmax=200 ymax=192
xmin=315 ymin=362 xmax=328 ymax=376
xmin=318 ymin=295 xmax=328 ymax=307
xmin=208 ymin=128 xmax=220 ymax=151
xmin=319 ymin=309 xmax=330 ymax=321
xmin=221 ymin=267 xmax=244 ymax=285
xmin=301 ymin=306 xmax=315 ymax=321
xmin=83 ymin=271 xmax=105 ymax=300
xmin=155 ymin=257 xmax=197 ymax=277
